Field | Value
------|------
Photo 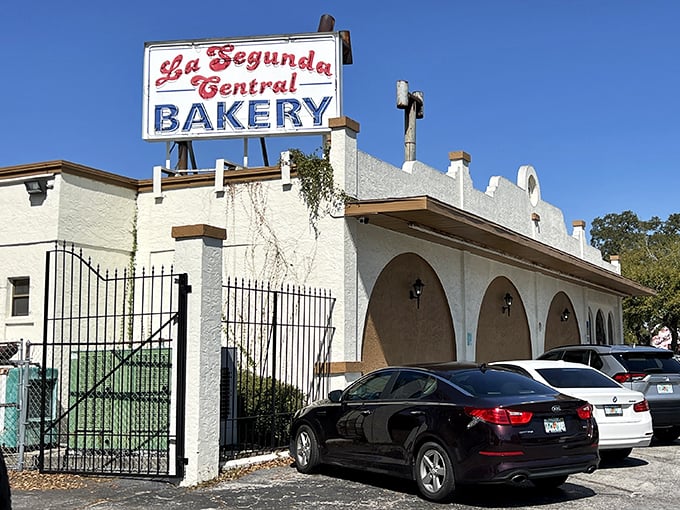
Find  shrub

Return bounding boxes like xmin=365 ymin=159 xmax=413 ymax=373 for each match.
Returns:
xmin=236 ymin=370 xmax=306 ymax=449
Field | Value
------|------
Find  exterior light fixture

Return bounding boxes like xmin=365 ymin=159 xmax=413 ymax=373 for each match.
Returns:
xmin=410 ymin=278 xmax=425 ymax=308
xmin=561 ymin=308 xmax=570 ymax=322
xmin=502 ymin=293 xmax=513 ymax=316
xmin=24 ymin=179 xmax=47 ymax=195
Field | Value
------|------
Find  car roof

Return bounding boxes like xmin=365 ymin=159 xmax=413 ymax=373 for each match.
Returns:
xmin=492 ymin=359 xmax=599 ymax=371
xmin=543 ymin=344 xmax=672 ymax=354
xmin=401 ymin=361 xmax=481 ymax=372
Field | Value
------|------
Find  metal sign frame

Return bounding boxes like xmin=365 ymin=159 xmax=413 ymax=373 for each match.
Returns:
xmin=143 ymin=32 xmax=343 ymax=142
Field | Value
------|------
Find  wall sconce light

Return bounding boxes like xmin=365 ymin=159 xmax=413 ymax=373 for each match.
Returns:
xmin=561 ymin=308 xmax=570 ymax=322
xmin=502 ymin=293 xmax=513 ymax=316
xmin=24 ymin=179 xmax=47 ymax=195
xmin=409 ymin=278 xmax=425 ymax=308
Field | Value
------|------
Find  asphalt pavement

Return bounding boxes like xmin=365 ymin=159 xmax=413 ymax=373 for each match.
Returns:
xmin=11 ymin=442 xmax=680 ymax=509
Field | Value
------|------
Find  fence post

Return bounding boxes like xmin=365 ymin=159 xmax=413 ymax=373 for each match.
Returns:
xmin=17 ymin=338 xmax=30 ymax=471
xmin=270 ymin=291 xmax=278 ymax=448
xmin=171 ymin=224 xmax=226 ymax=486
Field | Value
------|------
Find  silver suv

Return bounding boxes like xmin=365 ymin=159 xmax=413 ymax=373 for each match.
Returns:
xmin=538 ymin=344 xmax=680 ymax=442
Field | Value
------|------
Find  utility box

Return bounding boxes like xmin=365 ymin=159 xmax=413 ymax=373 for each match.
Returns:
xmin=219 ymin=347 xmax=238 ymax=448
xmin=0 ymin=365 xmax=58 ymax=450
xmin=68 ymin=348 xmax=171 ymax=452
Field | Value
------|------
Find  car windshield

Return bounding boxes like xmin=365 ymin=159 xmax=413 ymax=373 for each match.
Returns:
xmin=444 ymin=369 xmax=555 ymax=397
xmin=615 ymin=353 xmax=680 ymax=374
xmin=536 ymin=367 xmax=620 ymax=388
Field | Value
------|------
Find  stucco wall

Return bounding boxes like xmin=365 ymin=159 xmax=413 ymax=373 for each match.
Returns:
xmin=135 ymin=172 xmax=349 ymax=362
xmin=0 ymin=172 xmax=138 ymax=346
xmin=58 ymin=173 xmax=137 ymax=264
xmin=0 ymin=120 xmax=623 ymax=387
xmin=350 ymin=221 xmax=620 ymax=366
xmin=0 ymin=175 xmax=60 ymax=344
xmin=355 ymin=151 xmax=612 ymax=270
xmin=1 ymin=174 xmax=61 ymax=245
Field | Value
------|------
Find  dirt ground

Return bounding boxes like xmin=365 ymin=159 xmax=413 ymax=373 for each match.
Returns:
xmin=8 ymin=455 xmax=292 ymax=492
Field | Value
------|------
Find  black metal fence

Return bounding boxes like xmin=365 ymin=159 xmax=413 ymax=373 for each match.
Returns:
xmin=40 ymin=242 xmax=188 ymax=477
xmin=221 ymin=278 xmax=335 ymax=459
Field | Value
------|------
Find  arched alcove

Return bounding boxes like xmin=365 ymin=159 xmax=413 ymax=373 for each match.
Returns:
xmin=596 ymin=310 xmax=606 ymax=344
xmin=544 ymin=291 xmax=580 ymax=351
xmin=476 ymin=277 xmax=531 ymax=362
xmin=361 ymin=253 xmax=456 ymax=373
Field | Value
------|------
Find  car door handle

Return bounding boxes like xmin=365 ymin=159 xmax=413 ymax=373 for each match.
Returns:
xmin=360 ymin=410 xmax=372 ymax=416
xmin=410 ymin=410 xmax=425 ymax=416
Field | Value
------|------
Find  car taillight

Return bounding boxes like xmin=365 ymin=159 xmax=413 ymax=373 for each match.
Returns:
xmin=613 ymin=372 xmax=646 ymax=383
xmin=465 ymin=407 xmax=533 ymax=425
xmin=577 ymin=403 xmax=593 ymax=420
xmin=507 ymin=410 xmax=533 ymax=424
xmin=633 ymin=399 xmax=650 ymax=412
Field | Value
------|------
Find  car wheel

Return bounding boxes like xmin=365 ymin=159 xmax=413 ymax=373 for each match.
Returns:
xmin=600 ymin=448 xmax=632 ymax=462
xmin=654 ymin=427 xmax=680 ymax=443
xmin=532 ymin=474 xmax=568 ymax=490
xmin=415 ymin=442 xmax=456 ymax=502
xmin=293 ymin=424 xmax=320 ymax=474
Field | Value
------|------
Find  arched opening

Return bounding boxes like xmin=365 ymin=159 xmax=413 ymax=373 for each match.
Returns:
xmin=596 ymin=310 xmax=606 ymax=345
xmin=476 ymin=277 xmax=531 ymax=362
xmin=544 ymin=292 xmax=580 ymax=351
xmin=608 ymin=313 xmax=615 ymax=345
xmin=361 ymin=253 xmax=456 ymax=373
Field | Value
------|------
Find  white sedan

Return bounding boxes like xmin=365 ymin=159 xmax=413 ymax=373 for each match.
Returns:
xmin=491 ymin=359 xmax=653 ymax=460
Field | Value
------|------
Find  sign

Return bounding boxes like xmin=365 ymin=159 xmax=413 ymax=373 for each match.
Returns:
xmin=143 ymin=32 xmax=343 ymax=141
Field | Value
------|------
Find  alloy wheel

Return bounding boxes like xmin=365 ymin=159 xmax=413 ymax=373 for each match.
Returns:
xmin=419 ymin=447 xmax=447 ymax=493
xmin=296 ymin=429 xmax=312 ymax=467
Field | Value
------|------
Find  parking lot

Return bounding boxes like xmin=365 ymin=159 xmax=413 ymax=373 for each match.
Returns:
xmin=11 ymin=440 xmax=680 ymax=509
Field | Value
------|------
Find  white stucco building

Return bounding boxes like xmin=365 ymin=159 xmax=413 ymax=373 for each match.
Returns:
xmin=1 ymin=116 xmax=650 ymax=373
xmin=0 ymin=116 xmax=651 ymax=484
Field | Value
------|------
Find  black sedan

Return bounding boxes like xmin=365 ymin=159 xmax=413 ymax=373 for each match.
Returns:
xmin=290 ymin=362 xmax=599 ymax=502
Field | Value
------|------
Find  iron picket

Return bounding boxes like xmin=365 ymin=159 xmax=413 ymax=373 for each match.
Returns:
xmin=221 ymin=278 xmax=335 ymax=460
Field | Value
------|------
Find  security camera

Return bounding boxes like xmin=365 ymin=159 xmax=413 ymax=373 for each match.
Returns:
xmin=358 ymin=216 xmax=369 ymax=224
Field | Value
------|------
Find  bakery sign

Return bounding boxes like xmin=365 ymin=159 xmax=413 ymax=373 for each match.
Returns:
xmin=142 ymin=32 xmax=343 ymax=141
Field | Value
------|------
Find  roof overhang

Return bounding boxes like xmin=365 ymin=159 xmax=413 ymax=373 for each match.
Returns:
xmin=345 ymin=196 xmax=653 ymax=298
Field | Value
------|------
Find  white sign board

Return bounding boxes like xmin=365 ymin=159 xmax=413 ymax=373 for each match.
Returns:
xmin=143 ymin=32 xmax=343 ymax=141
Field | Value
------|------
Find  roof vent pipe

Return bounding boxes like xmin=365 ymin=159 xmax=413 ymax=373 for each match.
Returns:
xmin=397 ymin=80 xmax=424 ymax=162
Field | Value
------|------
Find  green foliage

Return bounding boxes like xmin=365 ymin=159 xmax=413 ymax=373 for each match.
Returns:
xmin=591 ymin=211 xmax=680 ymax=350
xmin=590 ymin=210 xmax=659 ymax=258
xmin=287 ymin=147 xmax=349 ymax=237
xmin=237 ymin=370 xmax=306 ymax=448
xmin=126 ymin=208 xmax=139 ymax=343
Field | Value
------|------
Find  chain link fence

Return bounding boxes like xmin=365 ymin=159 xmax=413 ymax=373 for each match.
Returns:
xmin=0 ymin=339 xmax=50 ymax=471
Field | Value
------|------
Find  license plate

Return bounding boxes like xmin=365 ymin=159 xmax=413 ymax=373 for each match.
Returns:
xmin=658 ymin=384 xmax=674 ymax=394
xmin=544 ymin=417 xmax=566 ymax=434
xmin=604 ymin=405 xmax=623 ymax=416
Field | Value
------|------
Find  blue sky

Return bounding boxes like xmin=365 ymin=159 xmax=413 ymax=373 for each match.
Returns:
xmin=3 ymin=1 xmax=679 ymax=237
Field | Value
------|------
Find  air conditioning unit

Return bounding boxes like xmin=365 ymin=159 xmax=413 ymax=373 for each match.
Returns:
xmin=0 ymin=365 xmax=58 ymax=450
xmin=219 ymin=347 xmax=238 ymax=447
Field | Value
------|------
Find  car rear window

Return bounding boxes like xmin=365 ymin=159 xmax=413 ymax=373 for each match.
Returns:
xmin=445 ymin=369 xmax=556 ymax=397
xmin=614 ymin=353 xmax=680 ymax=374
xmin=536 ymin=367 xmax=620 ymax=388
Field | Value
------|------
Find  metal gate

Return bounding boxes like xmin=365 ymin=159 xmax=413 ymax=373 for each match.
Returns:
xmin=221 ymin=278 xmax=335 ymax=459
xmin=39 ymin=242 xmax=188 ymax=477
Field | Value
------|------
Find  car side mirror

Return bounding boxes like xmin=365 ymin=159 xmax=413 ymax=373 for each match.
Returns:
xmin=328 ymin=389 xmax=342 ymax=403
